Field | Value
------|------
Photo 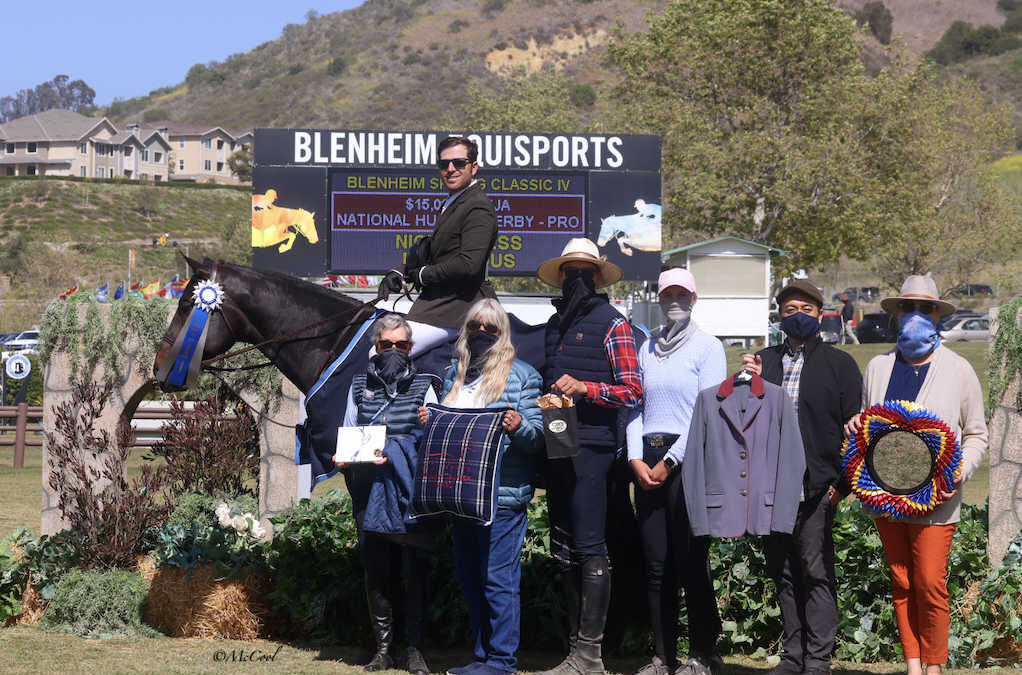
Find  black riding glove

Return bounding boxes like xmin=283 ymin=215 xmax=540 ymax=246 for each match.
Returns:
xmin=379 ymin=270 xmax=405 ymax=298
xmin=405 ymin=266 xmax=425 ymax=290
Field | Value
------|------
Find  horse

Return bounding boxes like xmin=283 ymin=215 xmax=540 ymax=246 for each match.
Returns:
xmin=252 ymin=188 xmax=320 ymax=253
xmin=595 ymin=199 xmax=662 ymax=257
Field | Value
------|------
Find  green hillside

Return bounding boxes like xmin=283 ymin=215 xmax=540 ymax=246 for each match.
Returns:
xmin=0 ymin=178 xmax=249 ymax=332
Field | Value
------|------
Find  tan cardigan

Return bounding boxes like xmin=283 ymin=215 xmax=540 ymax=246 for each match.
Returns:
xmin=861 ymin=345 xmax=988 ymax=525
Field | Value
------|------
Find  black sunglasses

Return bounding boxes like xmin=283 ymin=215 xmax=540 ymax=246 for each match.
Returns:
xmin=378 ymin=339 xmax=411 ymax=352
xmin=436 ymin=157 xmax=472 ymax=170
xmin=898 ymin=300 xmax=937 ymax=314
xmin=467 ymin=319 xmax=500 ymax=335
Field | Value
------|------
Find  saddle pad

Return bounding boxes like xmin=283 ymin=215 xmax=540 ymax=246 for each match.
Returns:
xmin=410 ymin=404 xmax=506 ymax=525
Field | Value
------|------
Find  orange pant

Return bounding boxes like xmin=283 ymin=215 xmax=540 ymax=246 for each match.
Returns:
xmin=874 ymin=519 xmax=956 ymax=664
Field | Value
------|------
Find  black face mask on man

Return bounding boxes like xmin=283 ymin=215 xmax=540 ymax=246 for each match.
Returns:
xmin=558 ymin=266 xmax=598 ymax=333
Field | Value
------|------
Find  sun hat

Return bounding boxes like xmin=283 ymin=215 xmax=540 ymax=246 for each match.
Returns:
xmin=880 ymin=274 xmax=954 ymax=317
xmin=536 ymin=238 xmax=623 ymax=289
xmin=658 ymin=268 xmax=696 ymax=295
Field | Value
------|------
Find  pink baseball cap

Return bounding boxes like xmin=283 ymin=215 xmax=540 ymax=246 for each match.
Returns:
xmin=658 ymin=268 xmax=696 ymax=295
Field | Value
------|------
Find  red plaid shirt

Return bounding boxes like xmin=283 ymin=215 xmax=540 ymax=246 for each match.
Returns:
xmin=582 ymin=317 xmax=643 ymax=408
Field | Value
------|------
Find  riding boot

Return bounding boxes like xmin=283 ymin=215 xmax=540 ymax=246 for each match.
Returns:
xmin=537 ymin=565 xmax=582 ymax=675
xmin=574 ymin=555 xmax=612 ymax=675
xmin=365 ymin=585 xmax=395 ymax=672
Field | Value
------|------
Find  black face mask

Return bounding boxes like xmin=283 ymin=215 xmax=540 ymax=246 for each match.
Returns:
xmin=558 ymin=267 xmax=598 ymax=334
xmin=466 ymin=331 xmax=498 ymax=380
xmin=371 ymin=348 xmax=413 ymax=392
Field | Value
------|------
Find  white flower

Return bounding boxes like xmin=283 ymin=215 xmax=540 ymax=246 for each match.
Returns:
xmin=250 ymin=522 xmax=267 ymax=539
xmin=231 ymin=515 xmax=249 ymax=532
xmin=217 ymin=512 xmax=233 ymax=528
xmin=215 ymin=503 xmax=230 ymax=519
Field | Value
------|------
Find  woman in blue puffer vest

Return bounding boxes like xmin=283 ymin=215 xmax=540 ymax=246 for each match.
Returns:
xmin=418 ymin=298 xmax=543 ymax=675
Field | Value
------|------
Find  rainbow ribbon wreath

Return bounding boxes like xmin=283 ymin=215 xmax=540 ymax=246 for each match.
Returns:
xmin=841 ymin=400 xmax=962 ymax=520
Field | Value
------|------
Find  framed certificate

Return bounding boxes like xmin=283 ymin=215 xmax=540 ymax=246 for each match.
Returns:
xmin=334 ymin=425 xmax=387 ymax=463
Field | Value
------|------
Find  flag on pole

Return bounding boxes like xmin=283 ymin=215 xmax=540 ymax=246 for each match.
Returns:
xmin=171 ymin=277 xmax=189 ymax=299
xmin=113 ymin=282 xmax=125 ymax=300
xmin=130 ymin=281 xmax=141 ymax=291
xmin=141 ymin=278 xmax=161 ymax=299
xmin=59 ymin=284 xmax=79 ymax=300
xmin=95 ymin=283 xmax=109 ymax=302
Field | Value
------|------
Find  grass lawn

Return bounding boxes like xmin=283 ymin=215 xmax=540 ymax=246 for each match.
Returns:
xmin=0 ymin=625 xmax=990 ymax=675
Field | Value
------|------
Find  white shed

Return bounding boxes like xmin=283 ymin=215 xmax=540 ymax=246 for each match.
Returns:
xmin=661 ymin=236 xmax=784 ymax=346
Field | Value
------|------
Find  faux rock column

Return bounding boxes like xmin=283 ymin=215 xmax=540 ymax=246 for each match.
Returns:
xmin=988 ymin=303 xmax=1022 ymax=566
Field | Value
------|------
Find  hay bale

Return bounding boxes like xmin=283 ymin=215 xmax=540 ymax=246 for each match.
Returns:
xmin=138 ymin=556 xmax=267 ymax=639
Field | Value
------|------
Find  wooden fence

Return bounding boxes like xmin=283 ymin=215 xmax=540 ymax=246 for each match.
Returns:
xmin=0 ymin=404 xmax=43 ymax=469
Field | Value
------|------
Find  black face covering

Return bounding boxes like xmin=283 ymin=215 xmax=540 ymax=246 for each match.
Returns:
xmin=371 ymin=348 xmax=413 ymax=395
xmin=558 ymin=267 xmax=598 ymax=334
xmin=465 ymin=331 xmax=498 ymax=381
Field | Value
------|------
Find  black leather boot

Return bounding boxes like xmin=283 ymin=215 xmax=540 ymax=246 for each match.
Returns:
xmin=574 ymin=555 xmax=612 ymax=675
xmin=537 ymin=565 xmax=582 ymax=675
xmin=365 ymin=586 xmax=395 ymax=672
xmin=404 ymin=556 xmax=429 ymax=675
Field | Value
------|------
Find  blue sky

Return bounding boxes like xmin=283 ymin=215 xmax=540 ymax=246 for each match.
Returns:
xmin=2 ymin=1 xmax=363 ymax=106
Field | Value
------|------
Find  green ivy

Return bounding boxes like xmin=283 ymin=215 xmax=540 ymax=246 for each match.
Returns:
xmin=39 ymin=295 xmax=171 ymax=385
xmin=988 ymin=295 xmax=1022 ymax=415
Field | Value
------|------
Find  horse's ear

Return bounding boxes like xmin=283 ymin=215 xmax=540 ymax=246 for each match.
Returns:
xmin=181 ymin=253 xmax=204 ymax=274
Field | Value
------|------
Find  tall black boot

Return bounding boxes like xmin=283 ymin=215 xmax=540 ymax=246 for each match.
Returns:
xmin=538 ymin=565 xmax=582 ymax=675
xmin=365 ymin=585 xmax=395 ymax=672
xmin=574 ymin=556 xmax=612 ymax=675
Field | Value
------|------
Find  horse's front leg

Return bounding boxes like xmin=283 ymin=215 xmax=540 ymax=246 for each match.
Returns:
xmin=278 ymin=228 xmax=297 ymax=253
xmin=617 ymin=237 xmax=634 ymax=256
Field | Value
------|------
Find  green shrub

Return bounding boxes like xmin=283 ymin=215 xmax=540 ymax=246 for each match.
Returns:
xmin=168 ymin=492 xmax=216 ymax=530
xmin=327 ymin=56 xmax=348 ymax=76
xmin=856 ymin=1 xmax=893 ymax=45
xmin=568 ymin=83 xmax=597 ymax=107
xmin=0 ymin=528 xmax=34 ymax=622
xmin=43 ymin=568 xmax=154 ymax=638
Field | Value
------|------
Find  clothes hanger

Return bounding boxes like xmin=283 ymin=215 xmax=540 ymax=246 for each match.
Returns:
xmin=734 ymin=368 xmax=753 ymax=385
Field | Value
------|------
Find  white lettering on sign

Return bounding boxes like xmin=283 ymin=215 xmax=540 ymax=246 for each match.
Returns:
xmin=286 ymin=131 xmax=638 ymax=170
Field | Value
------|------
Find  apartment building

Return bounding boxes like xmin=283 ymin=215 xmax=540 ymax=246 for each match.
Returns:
xmin=0 ymin=109 xmax=173 ymax=180
xmin=129 ymin=120 xmax=252 ymax=185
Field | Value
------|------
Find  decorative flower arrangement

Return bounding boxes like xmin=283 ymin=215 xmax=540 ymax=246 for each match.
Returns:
xmin=842 ymin=400 xmax=962 ymax=520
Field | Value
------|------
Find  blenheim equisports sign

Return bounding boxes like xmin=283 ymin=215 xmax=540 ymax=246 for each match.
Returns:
xmin=252 ymin=129 xmax=662 ymax=281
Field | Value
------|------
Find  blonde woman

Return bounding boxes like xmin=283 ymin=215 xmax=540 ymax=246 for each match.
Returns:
xmin=417 ymin=298 xmax=543 ymax=675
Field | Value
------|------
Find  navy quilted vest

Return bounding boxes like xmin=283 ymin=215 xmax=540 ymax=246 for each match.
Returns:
xmin=352 ymin=371 xmax=435 ymax=435
xmin=544 ymin=295 xmax=621 ymax=447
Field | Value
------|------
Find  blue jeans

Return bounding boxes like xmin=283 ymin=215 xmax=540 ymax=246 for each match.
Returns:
xmin=452 ymin=506 xmax=529 ymax=673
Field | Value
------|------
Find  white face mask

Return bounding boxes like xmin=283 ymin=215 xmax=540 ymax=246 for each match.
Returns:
xmin=661 ymin=300 xmax=691 ymax=326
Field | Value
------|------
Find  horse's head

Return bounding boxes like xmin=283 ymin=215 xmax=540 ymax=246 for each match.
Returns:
xmin=153 ymin=256 xmax=247 ymax=392
xmin=296 ymin=209 xmax=319 ymax=244
xmin=597 ymin=214 xmax=626 ymax=247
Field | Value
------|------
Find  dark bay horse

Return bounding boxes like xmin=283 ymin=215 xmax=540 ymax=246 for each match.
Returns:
xmin=154 ymin=257 xmax=370 ymax=395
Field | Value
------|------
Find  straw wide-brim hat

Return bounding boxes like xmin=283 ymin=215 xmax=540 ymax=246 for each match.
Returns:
xmin=880 ymin=274 xmax=955 ymax=317
xmin=537 ymin=238 xmax=623 ymax=289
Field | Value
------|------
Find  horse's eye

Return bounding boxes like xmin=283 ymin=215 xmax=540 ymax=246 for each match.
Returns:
xmin=253 ymin=205 xmax=263 ymax=211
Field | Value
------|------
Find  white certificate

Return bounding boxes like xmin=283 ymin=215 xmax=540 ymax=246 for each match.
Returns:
xmin=334 ymin=425 xmax=387 ymax=463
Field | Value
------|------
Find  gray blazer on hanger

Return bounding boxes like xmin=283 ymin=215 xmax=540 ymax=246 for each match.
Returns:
xmin=682 ymin=374 xmax=806 ymax=538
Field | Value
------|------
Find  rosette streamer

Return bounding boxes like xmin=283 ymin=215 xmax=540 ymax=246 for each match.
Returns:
xmin=841 ymin=400 xmax=961 ymax=520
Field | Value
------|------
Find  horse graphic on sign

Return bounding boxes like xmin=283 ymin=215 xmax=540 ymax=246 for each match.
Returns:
xmin=596 ymin=199 xmax=662 ymax=257
xmin=251 ymin=188 xmax=319 ymax=253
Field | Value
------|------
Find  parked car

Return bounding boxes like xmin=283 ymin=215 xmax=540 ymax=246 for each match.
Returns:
xmin=949 ymin=284 xmax=994 ymax=297
xmin=831 ymin=286 xmax=879 ymax=303
xmin=856 ymin=312 xmax=896 ymax=343
xmin=940 ymin=316 xmax=990 ymax=342
xmin=819 ymin=312 xmax=847 ymax=344
xmin=1 ymin=330 xmax=40 ymax=359
xmin=946 ymin=310 xmax=982 ymax=323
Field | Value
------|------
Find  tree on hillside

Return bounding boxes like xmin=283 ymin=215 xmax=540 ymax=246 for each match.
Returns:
xmin=227 ymin=147 xmax=253 ymax=183
xmin=856 ymin=1 xmax=893 ymax=45
xmin=457 ymin=70 xmax=597 ymax=133
xmin=607 ymin=0 xmax=883 ymax=274
xmin=0 ymin=74 xmax=96 ymax=122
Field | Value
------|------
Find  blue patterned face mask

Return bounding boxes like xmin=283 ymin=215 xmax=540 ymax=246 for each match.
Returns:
xmin=780 ymin=311 xmax=820 ymax=340
xmin=897 ymin=311 xmax=941 ymax=359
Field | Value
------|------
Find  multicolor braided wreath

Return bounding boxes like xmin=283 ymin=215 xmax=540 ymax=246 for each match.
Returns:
xmin=841 ymin=400 xmax=962 ymax=520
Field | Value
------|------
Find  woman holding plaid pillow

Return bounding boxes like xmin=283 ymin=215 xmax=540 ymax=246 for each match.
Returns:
xmin=417 ymin=298 xmax=544 ymax=675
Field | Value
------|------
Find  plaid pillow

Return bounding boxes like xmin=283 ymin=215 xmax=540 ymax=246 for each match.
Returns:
xmin=410 ymin=404 xmax=506 ymax=525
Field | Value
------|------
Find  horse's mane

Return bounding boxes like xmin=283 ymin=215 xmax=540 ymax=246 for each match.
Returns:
xmin=193 ymin=259 xmax=363 ymax=310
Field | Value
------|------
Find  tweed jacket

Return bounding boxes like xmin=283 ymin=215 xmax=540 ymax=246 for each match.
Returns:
xmin=682 ymin=374 xmax=807 ymax=538
xmin=406 ymin=182 xmax=498 ymax=328
xmin=861 ymin=345 xmax=988 ymax=525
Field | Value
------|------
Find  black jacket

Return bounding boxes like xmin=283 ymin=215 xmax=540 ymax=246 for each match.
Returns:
xmin=756 ymin=338 xmax=862 ymax=500
xmin=405 ymin=182 xmax=497 ymax=328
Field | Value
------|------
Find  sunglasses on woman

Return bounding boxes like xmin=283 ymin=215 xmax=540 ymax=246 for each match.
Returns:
xmin=898 ymin=300 xmax=937 ymax=314
xmin=467 ymin=319 xmax=500 ymax=335
xmin=377 ymin=339 xmax=411 ymax=352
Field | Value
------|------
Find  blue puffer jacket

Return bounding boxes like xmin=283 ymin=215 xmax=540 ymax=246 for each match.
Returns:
xmin=440 ymin=357 xmax=544 ymax=510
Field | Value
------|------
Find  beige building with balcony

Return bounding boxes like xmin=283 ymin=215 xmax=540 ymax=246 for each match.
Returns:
xmin=129 ymin=120 xmax=251 ymax=185
xmin=0 ymin=109 xmax=171 ymax=180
